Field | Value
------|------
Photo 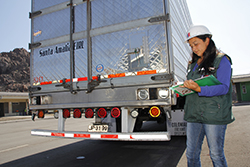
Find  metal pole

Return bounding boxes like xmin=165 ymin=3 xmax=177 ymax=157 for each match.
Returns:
xmin=58 ymin=109 xmax=65 ymax=132
xmin=70 ymin=0 xmax=75 ymax=93
xmin=163 ymin=0 xmax=174 ymax=74
xmin=87 ymin=0 xmax=92 ymax=84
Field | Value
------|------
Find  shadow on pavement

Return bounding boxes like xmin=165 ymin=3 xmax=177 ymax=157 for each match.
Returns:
xmin=1 ymin=136 xmax=186 ymax=167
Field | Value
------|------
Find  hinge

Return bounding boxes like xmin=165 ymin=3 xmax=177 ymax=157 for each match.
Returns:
xmin=29 ymin=42 xmax=42 ymax=50
xmin=148 ymin=14 xmax=170 ymax=23
xmin=86 ymin=75 xmax=107 ymax=93
xmin=29 ymin=11 xmax=42 ymax=19
xmin=67 ymin=3 xmax=75 ymax=6
xmin=55 ymin=78 xmax=71 ymax=89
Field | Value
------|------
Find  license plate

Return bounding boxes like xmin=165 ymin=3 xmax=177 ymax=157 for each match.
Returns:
xmin=88 ymin=124 xmax=108 ymax=132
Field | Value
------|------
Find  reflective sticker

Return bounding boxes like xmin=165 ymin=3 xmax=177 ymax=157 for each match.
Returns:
xmin=96 ymin=64 xmax=104 ymax=72
xmin=34 ymin=30 xmax=42 ymax=37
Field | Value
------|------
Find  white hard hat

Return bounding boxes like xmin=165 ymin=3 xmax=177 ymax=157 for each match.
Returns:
xmin=186 ymin=25 xmax=212 ymax=41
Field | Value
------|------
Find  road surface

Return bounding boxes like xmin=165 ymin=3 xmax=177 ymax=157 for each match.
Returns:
xmin=0 ymin=115 xmax=186 ymax=167
xmin=0 ymin=105 xmax=249 ymax=167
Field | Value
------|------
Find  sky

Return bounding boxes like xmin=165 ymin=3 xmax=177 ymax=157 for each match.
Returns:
xmin=0 ymin=0 xmax=249 ymax=75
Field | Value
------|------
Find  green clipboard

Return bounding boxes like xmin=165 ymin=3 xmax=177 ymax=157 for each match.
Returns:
xmin=170 ymin=75 xmax=222 ymax=96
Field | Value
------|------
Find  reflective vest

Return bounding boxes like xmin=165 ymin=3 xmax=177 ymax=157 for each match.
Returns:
xmin=184 ymin=53 xmax=235 ymax=125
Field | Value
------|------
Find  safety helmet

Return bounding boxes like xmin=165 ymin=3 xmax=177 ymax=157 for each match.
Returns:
xmin=186 ymin=25 xmax=212 ymax=41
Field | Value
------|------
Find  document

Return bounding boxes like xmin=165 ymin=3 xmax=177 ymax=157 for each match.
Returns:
xmin=170 ymin=75 xmax=222 ymax=96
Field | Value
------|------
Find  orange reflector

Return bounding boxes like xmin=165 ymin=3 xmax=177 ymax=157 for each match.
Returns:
xmin=63 ymin=109 xmax=70 ymax=118
xmin=108 ymin=73 xmax=126 ymax=78
xmin=137 ymin=70 xmax=156 ymax=75
xmin=38 ymin=110 xmax=45 ymax=118
xmin=77 ymin=77 xmax=88 ymax=82
xmin=149 ymin=106 xmax=161 ymax=118
xmin=92 ymin=76 xmax=99 ymax=80
xmin=73 ymin=108 xmax=82 ymax=118
xmin=97 ymin=108 xmax=107 ymax=118
xmin=85 ymin=108 xmax=94 ymax=118
xmin=40 ymin=81 xmax=52 ymax=85
xmin=111 ymin=107 xmax=121 ymax=118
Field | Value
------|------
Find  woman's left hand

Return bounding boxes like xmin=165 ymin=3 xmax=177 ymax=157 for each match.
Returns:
xmin=182 ymin=79 xmax=201 ymax=92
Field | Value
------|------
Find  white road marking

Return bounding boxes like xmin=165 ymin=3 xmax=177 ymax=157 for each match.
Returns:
xmin=0 ymin=144 xmax=29 ymax=153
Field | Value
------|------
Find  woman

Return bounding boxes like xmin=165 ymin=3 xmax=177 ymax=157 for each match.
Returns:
xmin=182 ymin=25 xmax=235 ymax=167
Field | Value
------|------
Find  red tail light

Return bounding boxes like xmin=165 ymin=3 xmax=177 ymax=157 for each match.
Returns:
xmin=38 ymin=110 xmax=45 ymax=118
xmin=149 ymin=106 xmax=161 ymax=118
xmin=73 ymin=108 xmax=82 ymax=118
xmin=97 ymin=108 xmax=107 ymax=118
xmin=85 ymin=108 xmax=94 ymax=118
xmin=111 ymin=107 xmax=121 ymax=118
xmin=63 ymin=109 xmax=70 ymax=118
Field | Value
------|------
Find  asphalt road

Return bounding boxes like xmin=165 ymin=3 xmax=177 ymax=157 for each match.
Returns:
xmin=0 ymin=115 xmax=186 ymax=167
xmin=177 ymin=105 xmax=250 ymax=167
xmin=0 ymin=105 xmax=249 ymax=167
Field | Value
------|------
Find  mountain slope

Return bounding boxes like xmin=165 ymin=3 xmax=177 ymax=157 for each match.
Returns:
xmin=0 ymin=48 xmax=30 ymax=92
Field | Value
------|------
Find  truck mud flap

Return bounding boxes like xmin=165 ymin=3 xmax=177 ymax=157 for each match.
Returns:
xmin=31 ymin=129 xmax=171 ymax=141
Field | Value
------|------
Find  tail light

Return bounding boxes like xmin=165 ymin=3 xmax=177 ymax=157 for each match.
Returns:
xmin=97 ymin=108 xmax=107 ymax=118
xmin=63 ymin=109 xmax=70 ymax=118
xmin=38 ymin=110 xmax=45 ymax=118
xmin=149 ymin=106 xmax=161 ymax=118
xmin=111 ymin=107 xmax=120 ymax=118
xmin=73 ymin=108 xmax=82 ymax=118
xmin=85 ymin=108 xmax=94 ymax=118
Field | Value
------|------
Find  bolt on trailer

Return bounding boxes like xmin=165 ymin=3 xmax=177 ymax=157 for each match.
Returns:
xmin=29 ymin=0 xmax=192 ymax=141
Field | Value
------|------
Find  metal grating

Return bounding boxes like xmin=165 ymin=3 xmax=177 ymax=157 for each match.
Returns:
xmin=92 ymin=0 xmax=164 ymax=29
xmin=30 ymin=0 xmax=192 ymax=84
xmin=32 ymin=39 xmax=86 ymax=83
xmin=91 ymin=24 xmax=168 ymax=77
xmin=33 ymin=8 xmax=70 ymax=43
xmin=33 ymin=0 xmax=69 ymax=11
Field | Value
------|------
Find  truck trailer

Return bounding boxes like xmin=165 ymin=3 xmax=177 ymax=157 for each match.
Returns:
xmin=29 ymin=0 xmax=192 ymax=141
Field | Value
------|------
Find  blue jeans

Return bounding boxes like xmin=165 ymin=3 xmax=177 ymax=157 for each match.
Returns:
xmin=186 ymin=122 xmax=228 ymax=167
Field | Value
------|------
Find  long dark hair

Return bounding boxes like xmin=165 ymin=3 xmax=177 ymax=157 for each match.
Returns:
xmin=191 ymin=35 xmax=217 ymax=74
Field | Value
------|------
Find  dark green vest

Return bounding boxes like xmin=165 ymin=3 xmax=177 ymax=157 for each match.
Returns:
xmin=184 ymin=53 xmax=235 ymax=125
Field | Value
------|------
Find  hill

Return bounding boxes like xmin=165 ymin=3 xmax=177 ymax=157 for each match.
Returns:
xmin=0 ymin=48 xmax=30 ymax=92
